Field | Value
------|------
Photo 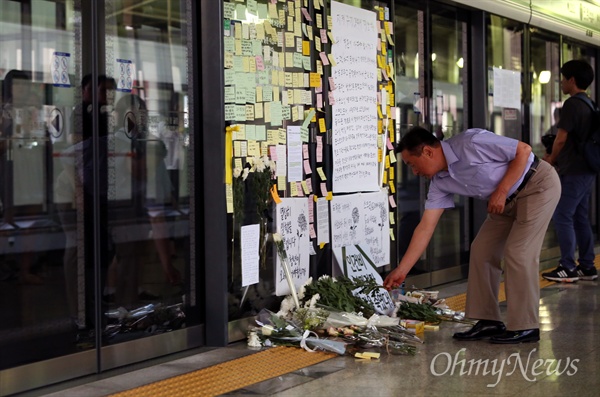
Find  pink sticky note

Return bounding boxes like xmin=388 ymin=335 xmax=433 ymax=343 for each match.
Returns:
xmin=309 ymin=223 xmax=317 ymax=239
xmin=320 ymin=182 xmax=328 ymax=197
xmin=316 ymin=136 xmax=323 ymax=163
xmin=388 ymin=194 xmax=397 ymax=208
xmin=301 ymin=7 xmax=312 ymax=22
xmin=316 ymin=93 xmax=323 ymax=108
xmin=387 ymin=137 xmax=394 ymax=151
xmin=308 ymin=197 xmax=314 ymax=222
xmin=328 ymin=77 xmax=336 ymax=91
xmin=328 ymin=91 xmax=335 ymax=106
xmin=256 ymin=56 xmax=265 ymax=71
xmin=269 ymin=146 xmax=278 ymax=160
xmin=297 ymin=182 xmax=304 ymax=197
xmin=306 ymin=177 xmax=313 ymax=193
xmin=319 ymin=52 xmax=329 ymax=66
xmin=320 ymin=29 xmax=328 ymax=43
xmin=304 ymin=159 xmax=312 ymax=174
xmin=303 ymin=143 xmax=309 ymax=159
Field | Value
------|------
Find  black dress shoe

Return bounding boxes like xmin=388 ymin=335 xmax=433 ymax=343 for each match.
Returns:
xmin=453 ymin=320 xmax=506 ymax=340
xmin=490 ymin=329 xmax=540 ymax=344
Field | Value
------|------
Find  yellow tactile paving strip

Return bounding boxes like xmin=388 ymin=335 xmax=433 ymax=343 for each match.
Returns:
xmin=445 ymin=260 xmax=600 ymax=312
xmin=111 ymin=259 xmax=600 ymax=397
xmin=110 ymin=346 xmax=335 ymax=397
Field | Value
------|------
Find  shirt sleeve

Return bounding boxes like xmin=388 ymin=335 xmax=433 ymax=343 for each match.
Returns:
xmin=425 ymin=179 xmax=455 ymax=209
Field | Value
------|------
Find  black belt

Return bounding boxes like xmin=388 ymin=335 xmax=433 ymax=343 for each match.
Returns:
xmin=506 ymin=155 xmax=540 ymax=203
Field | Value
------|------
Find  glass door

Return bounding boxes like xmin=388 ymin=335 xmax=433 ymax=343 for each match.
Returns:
xmin=1 ymin=1 xmax=198 ymax=394
xmin=393 ymin=0 xmax=469 ymax=287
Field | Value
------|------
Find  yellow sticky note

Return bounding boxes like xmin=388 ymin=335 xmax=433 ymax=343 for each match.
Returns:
xmin=389 ymin=182 xmax=395 ymax=193
xmin=301 ymin=180 xmax=310 ymax=194
xmin=327 ymin=53 xmax=337 ymax=66
xmin=378 ymin=149 xmax=382 ymax=163
xmin=318 ymin=118 xmax=326 ymax=133
xmin=389 ymin=166 xmax=394 ymax=180
xmin=389 ymin=150 xmax=397 ymax=164
xmin=303 ymin=40 xmax=310 ymax=55
xmin=390 ymin=228 xmax=395 ymax=241
xmin=277 ymin=176 xmax=286 ymax=190
xmin=389 ymin=212 xmax=395 ymax=225
xmin=385 ymin=155 xmax=390 ymax=169
xmin=225 ymin=183 xmax=233 ymax=213
xmin=326 ymin=191 xmax=333 ymax=200
xmin=290 ymin=182 xmax=299 ymax=197
xmin=317 ymin=167 xmax=327 ymax=181
xmin=319 ymin=242 xmax=325 ymax=249
xmin=310 ymin=72 xmax=321 ymax=88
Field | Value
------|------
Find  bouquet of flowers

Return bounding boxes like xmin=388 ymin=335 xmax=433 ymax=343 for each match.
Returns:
xmin=249 ymin=308 xmax=346 ymax=355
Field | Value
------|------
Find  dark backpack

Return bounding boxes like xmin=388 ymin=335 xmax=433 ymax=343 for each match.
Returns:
xmin=573 ymin=93 xmax=600 ymax=173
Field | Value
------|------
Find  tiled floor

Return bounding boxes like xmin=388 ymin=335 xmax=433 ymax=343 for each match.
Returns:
xmin=24 ymin=279 xmax=599 ymax=397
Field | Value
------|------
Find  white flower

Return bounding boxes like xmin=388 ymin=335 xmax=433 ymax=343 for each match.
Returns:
xmin=251 ymin=156 xmax=265 ymax=172
xmin=233 ymin=167 xmax=242 ymax=178
xmin=242 ymin=168 xmax=249 ymax=181
xmin=276 ymin=295 xmax=295 ymax=318
xmin=307 ymin=293 xmax=320 ymax=308
xmin=272 ymin=233 xmax=283 ymax=243
xmin=247 ymin=331 xmax=262 ymax=347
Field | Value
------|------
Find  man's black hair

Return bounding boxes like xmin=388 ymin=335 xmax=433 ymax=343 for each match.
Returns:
xmin=560 ymin=59 xmax=594 ymax=90
xmin=397 ymin=126 xmax=440 ymax=156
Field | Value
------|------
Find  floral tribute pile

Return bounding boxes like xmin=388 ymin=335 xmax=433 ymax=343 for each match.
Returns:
xmin=247 ymin=274 xmax=468 ymax=358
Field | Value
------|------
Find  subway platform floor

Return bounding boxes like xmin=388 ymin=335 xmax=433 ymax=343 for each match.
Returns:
xmin=20 ymin=275 xmax=600 ymax=397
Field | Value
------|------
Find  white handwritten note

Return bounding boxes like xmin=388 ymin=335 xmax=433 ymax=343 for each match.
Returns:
xmin=331 ymin=1 xmax=379 ymax=193
xmin=275 ymin=198 xmax=310 ymax=296
xmin=362 ymin=190 xmax=390 ymax=267
xmin=316 ymin=197 xmax=330 ymax=245
xmin=287 ymin=125 xmax=303 ymax=182
xmin=330 ymin=193 xmax=365 ymax=248
xmin=241 ymin=224 xmax=260 ymax=287
xmin=492 ymin=67 xmax=521 ymax=109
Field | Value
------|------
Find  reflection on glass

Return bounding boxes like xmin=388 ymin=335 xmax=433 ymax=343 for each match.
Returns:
xmin=486 ymin=15 xmax=523 ymax=139
xmin=0 ymin=0 xmax=192 ymax=371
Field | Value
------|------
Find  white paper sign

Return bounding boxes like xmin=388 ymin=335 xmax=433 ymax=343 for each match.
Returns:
xmin=330 ymin=194 xmax=365 ymax=249
xmin=275 ymin=198 xmax=310 ymax=296
xmin=333 ymin=245 xmax=394 ymax=315
xmin=362 ymin=190 xmax=390 ymax=267
xmin=331 ymin=1 xmax=379 ymax=193
xmin=287 ymin=125 xmax=303 ymax=182
xmin=51 ymin=52 xmax=71 ymax=87
xmin=241 ymin=224 xmax=260 ymax=287
xmin=316 ymin=197 xmax=330 ymax=245
xmin=116 ymin=59 xmax=135 ymax=92
xmin=492 ymin=67 xmax=521 ymax=109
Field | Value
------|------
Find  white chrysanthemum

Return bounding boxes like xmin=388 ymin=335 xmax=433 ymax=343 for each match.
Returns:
xmin=276 ymin=295 xmax=295 ymax=318
xmin=272 ymin=233 xmax=283 ymax=243
xmin=261 ymin=155 xmax=270 ymax=167
xmin=253 ymin=157 xmax=266 ymax=172
xmin=318 ymin=275 xmax=330 ymax=281
xmin=242 ymin=168 xmax=249 ymax=181
xmin=233 ymin=167 xmax=242 ymax=178
xmin=308 ymin=293 xmax=320 ymax=308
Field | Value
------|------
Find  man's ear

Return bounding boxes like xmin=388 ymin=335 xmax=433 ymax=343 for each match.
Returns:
xmin=422 ymin=146 xmax=434 ymax=158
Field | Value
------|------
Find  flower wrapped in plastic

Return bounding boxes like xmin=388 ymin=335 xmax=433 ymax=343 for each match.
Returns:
xmin=251 ymin=308 xmax=346 ymax=355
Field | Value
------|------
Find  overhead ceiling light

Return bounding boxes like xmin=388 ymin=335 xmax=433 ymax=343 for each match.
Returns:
xmin=539 ymin=70 xmax=551 ymax=84
xmin=431 ymin=53 xmax=437 ymax=62
xmin=456 ymin=57 xmax=464 ymax=68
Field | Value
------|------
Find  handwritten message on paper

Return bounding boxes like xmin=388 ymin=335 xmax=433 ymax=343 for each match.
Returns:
xmin=330 ymin=194 xmax=365 ymax=249
xmin=362 ymin=190 xmax=390 ymax=267
xmin=241 ymin=224 xmax=260 ymax=287
xmin=331 ymin=1 xmax=379 ymax=193
xmin=275 ymin=198 xmax=310 ymax=296
xmin=333 ymin=245 xmax=394 ymax=315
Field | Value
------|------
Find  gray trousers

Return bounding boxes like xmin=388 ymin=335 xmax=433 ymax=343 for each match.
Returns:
xmin=465 ymin=160 xmax=561 ymax=330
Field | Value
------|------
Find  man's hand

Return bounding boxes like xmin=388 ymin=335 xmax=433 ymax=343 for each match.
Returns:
xmin=487 ymin=189 xmax=507 ymax=214
xmin=383 ymin=267 xmax=407 ymax=291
